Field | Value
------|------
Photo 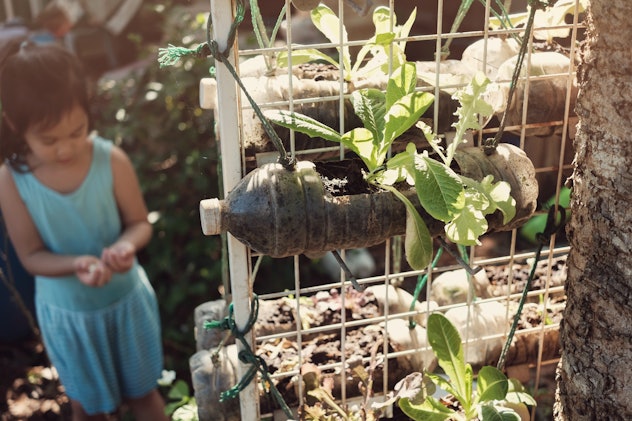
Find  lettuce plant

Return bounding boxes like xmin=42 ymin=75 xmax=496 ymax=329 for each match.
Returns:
xmin=278 ymin=3 xmax=416 ymax=81
xmin=397 ymin=313 xmax=536 ymax=421
xmin=265 ymin=62 xmax=516 ymax=270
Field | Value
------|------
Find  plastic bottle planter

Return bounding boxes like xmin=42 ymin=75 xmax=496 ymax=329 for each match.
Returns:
xmin=200 ymin=143 xmax=537 ymax=258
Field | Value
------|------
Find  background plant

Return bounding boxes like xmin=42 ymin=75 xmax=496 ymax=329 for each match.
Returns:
xmin=92 ymin=4 xmax=223 ymax=379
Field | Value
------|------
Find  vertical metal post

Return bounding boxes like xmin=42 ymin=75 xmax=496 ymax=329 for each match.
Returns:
xmin=208 ymin=0 xmax=260 ymax=419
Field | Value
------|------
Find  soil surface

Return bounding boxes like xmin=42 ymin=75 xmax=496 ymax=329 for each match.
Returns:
xmin=256 ymin=255 xmax=567 ymax=417
xmin=0 ymin=339 xmax=71 ymax=420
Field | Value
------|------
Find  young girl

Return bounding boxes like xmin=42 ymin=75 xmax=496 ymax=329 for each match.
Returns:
xmin=0 ymin=43 xmax=168 ymax=421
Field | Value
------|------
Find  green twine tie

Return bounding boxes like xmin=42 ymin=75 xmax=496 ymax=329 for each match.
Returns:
xmin=496 ymin=205 xmax=565 ymax=371
xmin=157 ymin=1 xmax=295 ymax=171
xmin=484 ymin=0 xmax=553 ymax=155
xmin=204 ymin=295 xmax=294 ymax=419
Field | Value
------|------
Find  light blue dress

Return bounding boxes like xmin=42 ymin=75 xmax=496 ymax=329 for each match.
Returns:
xmin=10 ymin=136 xmax=163 ymax=415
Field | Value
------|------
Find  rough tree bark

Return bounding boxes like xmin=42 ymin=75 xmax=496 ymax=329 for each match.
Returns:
xmin=554 ymin=1 xmax=632 ymax=420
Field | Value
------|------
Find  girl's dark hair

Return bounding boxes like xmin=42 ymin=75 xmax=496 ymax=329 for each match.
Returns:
xmin=0 ymin=42 xmax=90 ymax=171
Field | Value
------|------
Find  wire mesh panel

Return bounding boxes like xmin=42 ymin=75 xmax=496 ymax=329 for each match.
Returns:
xmin=198 ymin=0 xmax=586 ymax=419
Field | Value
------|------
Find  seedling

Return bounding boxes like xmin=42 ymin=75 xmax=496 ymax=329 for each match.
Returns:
xmin=396 ymin=313 xmax=536 ymax=421
xmin=278 ymin=4 xmax=416 ymax=81
xmin=266 ymin=63 xmax=516 ymax=270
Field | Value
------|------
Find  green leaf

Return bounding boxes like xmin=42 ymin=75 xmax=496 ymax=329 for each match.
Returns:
xmin=380 ymin=146 xmax=415 ymax=185
xmin=480 ymin=176 xmax=516 ymax=224
xmin=414 ymin=155 xmax=465 ymax=222
xmin=165 ymin=399 xmax=188 ymax=417
xmin=310 ymin=4 xmax=351 ymax=74
xmin=384 ymin=91 xmax=434 ymax=146
xmin=277 ymin=48 xmax=340 ymax=68
xmin=351 ymin=89 xmax=386 ymax=143
xmin=168 ymin=380 xmax=191 ymax=400
xmin=372 ymin=6 xmax=396 ymax=37
xmin=341 ymin=128 xmax=378 ymax=171
xmin=446 ymin=72 xmax=493 ymax=165
xmin=386 ymin=146 xmax=415 ymax=173
xmin=478 ymin=403 xmax=522 ymax=421
xmin=444 ymin=190 xmax=489 ymax=246
xmin=381 ymin=185 xmax=433 ymax=269
xmin=505 ymin=378 xmax=538 ymax=407
xmin=172 ymin=402 xmax=199 ymax=421
xmin=375 ymin=31 xmax=396 ymax=46
xmin=425 ymin=372 xmax=461 ymax=402
xmin=404 ymin=204 xmax=433 ymax=270
xmin=452 ymin=72 xmax=493 ymax=132
xmin=386 ymin=61 xmax=417 ymax=110
xmin=399 ymin=396 xmax=454 ymax=421
xmin=264 ymin=109 xmax=342 ymax=143
xmin=477 ymin=366 xmax=509 ymax=403
xmin=426 ymin=313 xmax=469 ymax=405
xmin=465 ymin=363 xmax=474 ymax=413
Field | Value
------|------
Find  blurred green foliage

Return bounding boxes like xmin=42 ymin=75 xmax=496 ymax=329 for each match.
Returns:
xmin=91 ymin=2 xmax=223 ymax=377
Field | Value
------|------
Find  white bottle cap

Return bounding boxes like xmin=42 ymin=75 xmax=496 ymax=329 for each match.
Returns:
xmin=200 ymin=198 xmax=222 ymax=235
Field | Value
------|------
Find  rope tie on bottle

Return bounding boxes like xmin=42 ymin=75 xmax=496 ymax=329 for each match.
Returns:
xmin=483 ymin=0 xmax=552 ymax=155
xmin=204 ymin=294 xmax=294 ymax=418
xmin=496 ymin=204 xmax=565 ymax=371
xmin=158 ymin=0 xmax=295 ymax=171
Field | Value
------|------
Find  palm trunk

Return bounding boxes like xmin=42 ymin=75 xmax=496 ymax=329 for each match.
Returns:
xmin=554 ymin=1 xmax=632 ymax=419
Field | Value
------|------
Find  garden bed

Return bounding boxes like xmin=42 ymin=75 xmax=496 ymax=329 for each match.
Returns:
xmin=252 ymin=255 xmax=567 ymax=414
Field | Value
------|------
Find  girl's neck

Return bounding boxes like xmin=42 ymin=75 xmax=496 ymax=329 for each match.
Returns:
xmin=28 ymin=138 xmax=94 ymax=195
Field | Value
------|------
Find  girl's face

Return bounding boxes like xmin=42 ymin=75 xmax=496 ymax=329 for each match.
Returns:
xmin=23 ymin=104 xmax=90 ymax=167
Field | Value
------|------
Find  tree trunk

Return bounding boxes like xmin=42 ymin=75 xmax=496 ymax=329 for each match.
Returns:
xmin=554 ymin=1 xmax=632 ymax=420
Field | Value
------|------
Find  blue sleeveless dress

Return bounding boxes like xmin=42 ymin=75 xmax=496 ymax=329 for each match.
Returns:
xmin=10 ymin=136 xmax=163 ymax=415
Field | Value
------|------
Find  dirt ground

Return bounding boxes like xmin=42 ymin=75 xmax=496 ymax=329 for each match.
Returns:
xmin=0 ymin=338 xmax=71 ymax=420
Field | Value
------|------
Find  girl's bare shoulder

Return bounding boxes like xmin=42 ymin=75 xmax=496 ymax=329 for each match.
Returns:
xmin=0 ymin=164 xmax=21 ymax=213
xmin=109 ymin=143 xmax=134 ymax=168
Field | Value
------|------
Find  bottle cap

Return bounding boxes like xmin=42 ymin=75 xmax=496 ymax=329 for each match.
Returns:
xmin=200 ymin=198 xmax=222 ymax=235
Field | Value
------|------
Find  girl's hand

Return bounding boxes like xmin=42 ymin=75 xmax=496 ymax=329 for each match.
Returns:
xmin=101 ymin=241 xmax=136 ymax=273
xmin=74 ymin=256 xmax=112 ymax=287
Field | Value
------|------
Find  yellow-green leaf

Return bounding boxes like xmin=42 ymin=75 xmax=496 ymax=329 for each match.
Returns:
xmin=415 ymin=155 xmax=465 ymax=222
xmin=399 ymin=396 xmax=454 ymax=421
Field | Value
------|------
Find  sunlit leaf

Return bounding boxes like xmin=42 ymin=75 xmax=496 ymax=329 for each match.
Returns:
xmin=386 ymin=61 xmax=417 ymax=110
xmin=399 ymin=396 xmax=454 ymax=421
xmin=265 ymin=109 xmax=342 ymax=143
xmin=427 ymin=313 xmax=469 ymax=405
xmin=277 ymin=48 xmax=339 ymax=68
xmin=351 ymin=89 xmax=386 ymax=142
xmin=341 ymin=127 xmax=378 ymax=171
xmin=444 ymin=198 xmax=488 ymax=246
xmin=310 ymin=4 xmax=351 ymax=73
xmin=382 ymin=185 xmax=433 ymax=269
xmin=477 ymin=366 xmax=509 ymax=403
xmin=477 ymin=403 xmax=522 ymax=421
xmin=505 ymin=378 xmax=538 ymax=407
xmin=481 ymin=176 xmax=516 ymax=224
xmin=414 ymin=155 xmax=465 ymax=222
xmin=383 ymin=91 xmax=434 ymax=146
xmin=452 ymin=72 xmax=493 ymax=132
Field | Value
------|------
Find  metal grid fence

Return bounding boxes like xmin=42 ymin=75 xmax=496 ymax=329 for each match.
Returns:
xmin=201 ymin=0 xmax=585 ymax=419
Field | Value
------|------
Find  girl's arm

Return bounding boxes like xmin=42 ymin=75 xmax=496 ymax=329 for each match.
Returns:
xmin=101 ymin=145 xmax=152 ymax=273
xmin=0 ymin=165 xmax=111 ymax=286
